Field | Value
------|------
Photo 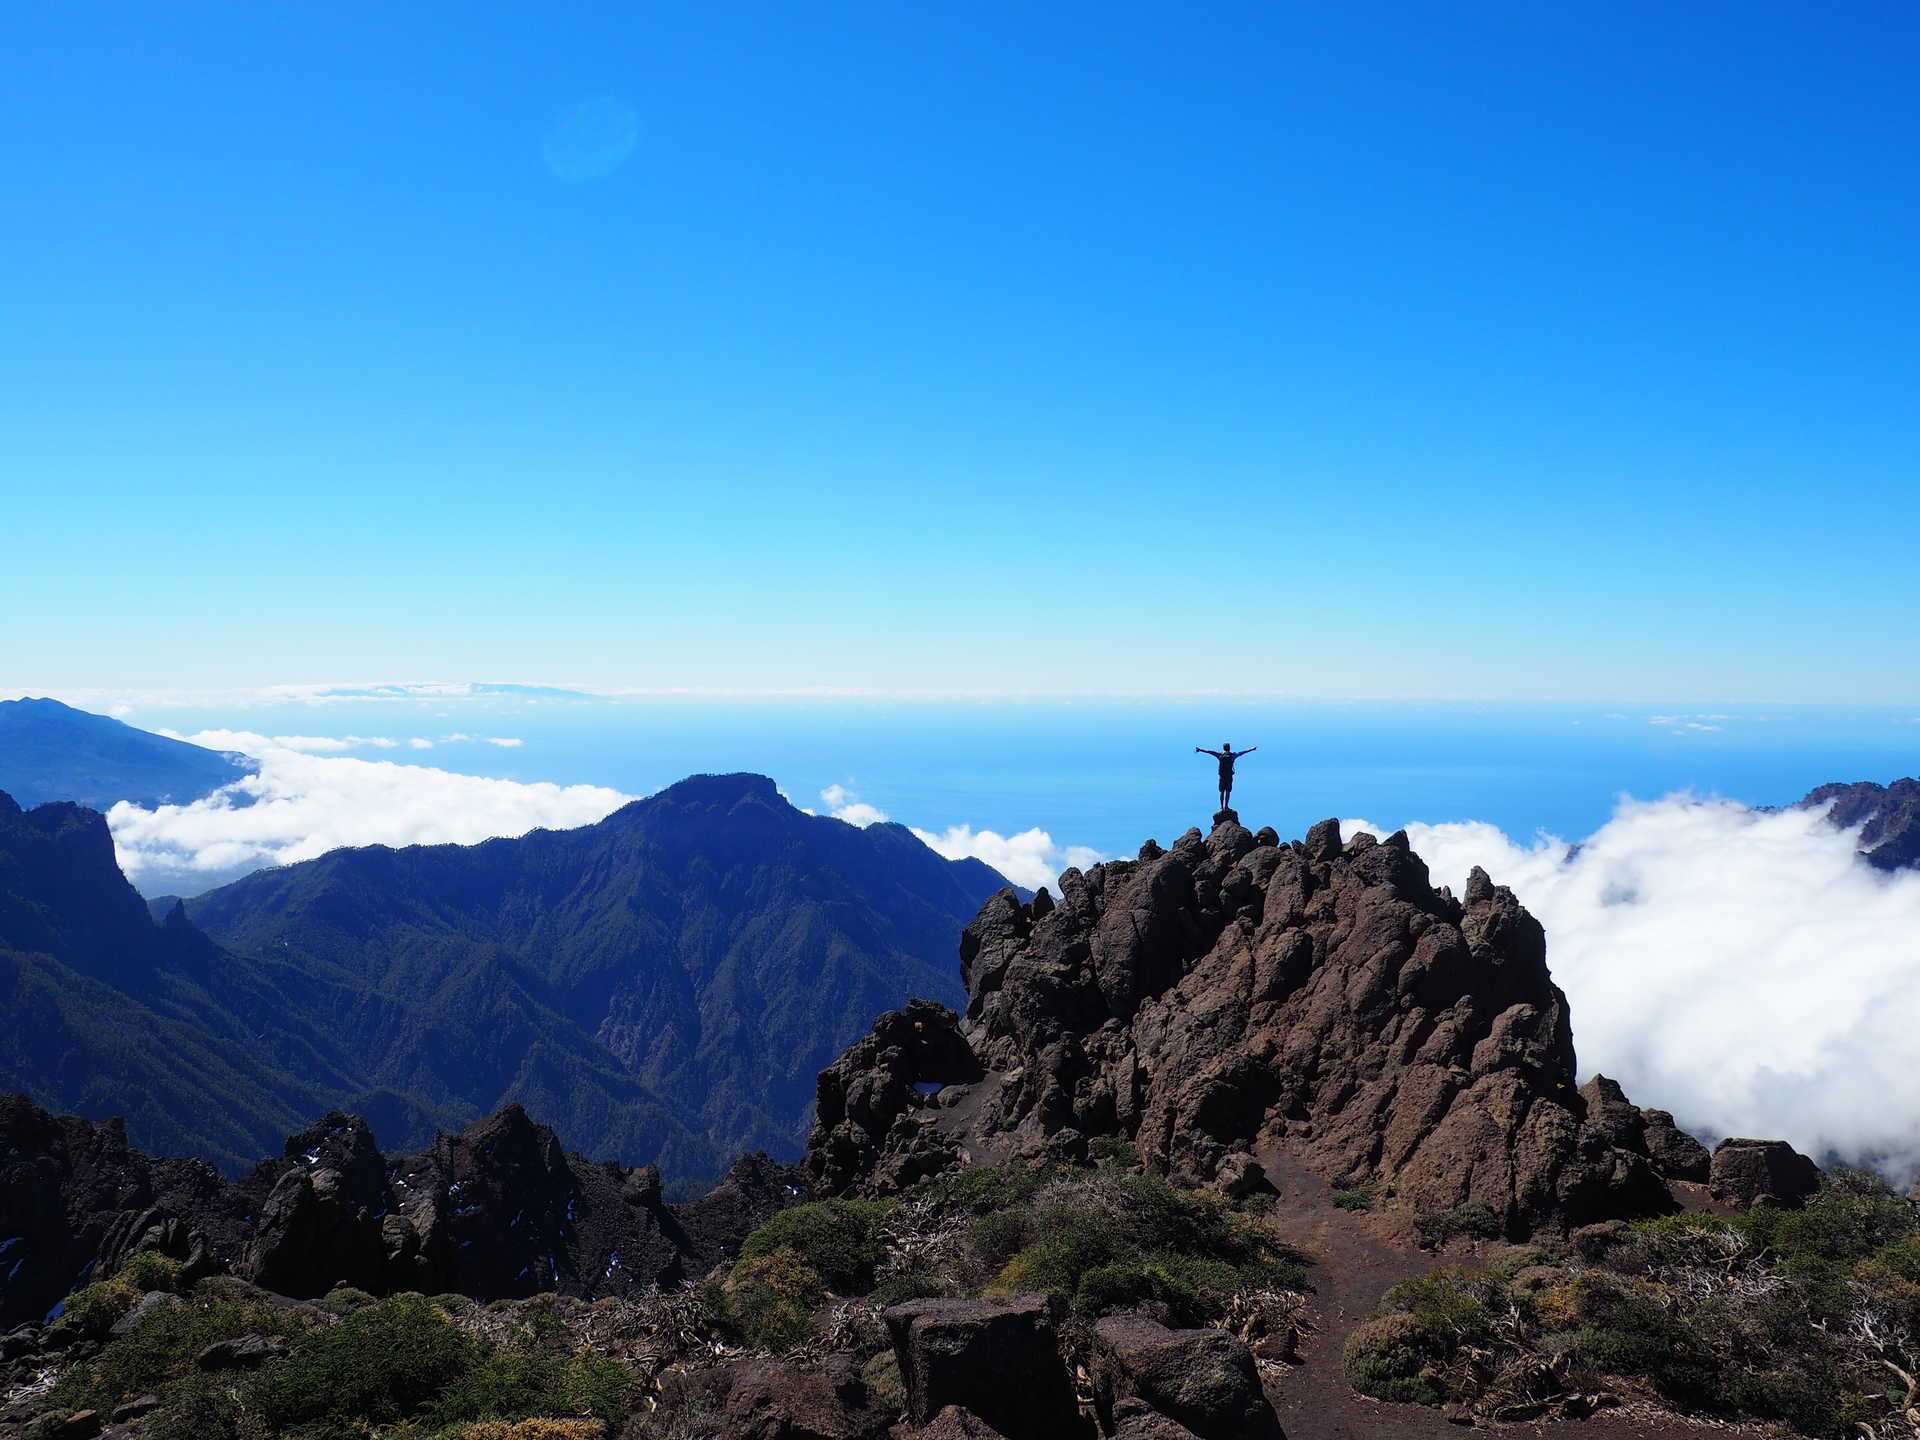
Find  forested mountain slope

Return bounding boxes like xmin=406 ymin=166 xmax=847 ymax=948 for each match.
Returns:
xmin=187 ymin=773 xmax=999 ymax=1166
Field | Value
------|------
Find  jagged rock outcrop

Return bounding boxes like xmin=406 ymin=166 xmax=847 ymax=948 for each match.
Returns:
xmin=1578 ymin=1075 xmax=1712 ymax=1184
xmin=809 ymin=816 xmax=1717 ymax=1233
xmin=1799 ymin=777 xmax=1920 ymax=870
xmin=0 ymin=1094 xmax=799 ymax=1328
xmin=1709 ymin=1137 xmax=1822 ymax=1209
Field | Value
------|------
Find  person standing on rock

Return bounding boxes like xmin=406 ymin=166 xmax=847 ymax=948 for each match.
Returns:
xmin=1195 ymin=742 xmax=1256 ymax=812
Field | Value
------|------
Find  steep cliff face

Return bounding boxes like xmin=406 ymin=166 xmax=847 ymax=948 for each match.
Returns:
xmin=1800 ymin=776 xmax=1920 ymax=870
xmin=808 ymin=813 xmax=1697 ymax=1234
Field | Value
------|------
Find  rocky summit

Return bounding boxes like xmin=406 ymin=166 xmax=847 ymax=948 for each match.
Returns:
xmin=807 ymin=811 xmax=1714 ymax=1233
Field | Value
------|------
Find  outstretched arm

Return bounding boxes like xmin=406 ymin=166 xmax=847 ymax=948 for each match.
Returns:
xmin=1236 ymin=746 xmax=1258 ymax=757
xmin=1196 ymin=747 xmax=1222 ymax=758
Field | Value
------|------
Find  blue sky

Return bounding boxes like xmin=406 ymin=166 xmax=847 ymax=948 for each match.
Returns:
xmin=4 ymin=2 xmax=1917 ymax=701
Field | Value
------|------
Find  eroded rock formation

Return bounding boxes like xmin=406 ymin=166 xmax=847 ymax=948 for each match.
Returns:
xmin=808 ymin=814 xmax=1736 ymax=1233
xmin=0 ymin=1094 xmax=798 ymax=1328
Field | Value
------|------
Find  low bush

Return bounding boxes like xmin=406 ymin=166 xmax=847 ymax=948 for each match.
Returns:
xmin=1343 ymin=1311 xmax=1447 ymax=1405
xmin=48 ymin=1276 xmax=140 ymax=1338
xmin=1087 ymin=1137 xmax=1140 ymax=1170
xmin=115 ymin=1250 xmax=185 ymax=1292
xmin=1413 ymin=1199 xmax=1505 ymax=1248
xmin=984 ymin=1172 xmax=1303 ymax=1321
xmin=252 ymin=1292 xmax=479 ymax=1432
xmin=724 ymin=1250 xmax=825 ymax=1351
xmin=426 ymin=1348 xmax=631 ymax=1429
xmin=48 ymin=1287 xmax=309 ymax=1415
xmin=1331 ymin=1186 xmax=1374 ymax=1212
xmin=737 ymin=1200 xmax=893 ymax=1293
xmin=319 ymin=1285 xmax=377 ymax=1315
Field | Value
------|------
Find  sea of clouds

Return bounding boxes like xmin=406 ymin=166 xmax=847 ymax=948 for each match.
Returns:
xmin=1348 ymin=796 xmax=1920 ymax=1183
xmin=109 ymin=730 xmax=630 ymax=894
xmin=818 ymin=784 xmax=1104 ymax=891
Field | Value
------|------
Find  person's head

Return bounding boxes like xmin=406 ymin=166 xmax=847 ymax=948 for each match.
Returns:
xmin=1222 ymin=741 xmax=1231 ymax=751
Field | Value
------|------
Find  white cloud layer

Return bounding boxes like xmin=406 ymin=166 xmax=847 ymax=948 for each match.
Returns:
xmin=110 ymin=732 xmax=630 ymax=895
xmin=819 ymin=787 xmax=1101 ymax=891
xmin=1346 ymin=796 xmax=1920 ymax=1182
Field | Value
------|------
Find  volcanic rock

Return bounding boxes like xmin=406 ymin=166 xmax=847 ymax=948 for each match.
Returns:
xmin=720 ymin=1353 xmax=889 ymax=1439
xmin=1798 ymin=777 xmax=1920 ymax=870
xmin=1710 ymin=1137 xmax=1822 ymax=1208
xmin=882 ymin=1294 xmax=1081 ymax=1440
xmin=1087 ymin=1314 xmax=1282 ymax=1440
xmin=0 ymin=1093 xmax=799 ymax=1325
xmin=809 ymin=817 xmax=1679 ymax=1234
xmin=1578 ymin=1076 xmax=1711 ymax=1184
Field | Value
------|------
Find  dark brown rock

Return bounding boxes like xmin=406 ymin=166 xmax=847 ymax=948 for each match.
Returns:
xmin=0 ymin=1093 xmax=800 ymax=1317
xmin=1577 ymin=1076 xmax=1711 ymax=1184
xmin=108 ymin=1395 xmax=161 ymax=1424
xmin=882 ymin=1294 xmax=1082 ymax=1440
xmin=1088 ymin=1314 xmax=1281 ymax=1440
xmin=1710 ymin=1138 xmax=1822 ymax=1208
xmin=808 ymin=819 xmax=1676 ymax=1234
xmin=906 ymin=1406 xmax=1011 ymax=1439
xmin=720 ymin=1353 xmax=888 ymax=1439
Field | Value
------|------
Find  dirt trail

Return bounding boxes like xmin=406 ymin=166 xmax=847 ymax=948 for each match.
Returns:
xmin=1250 ymin=1148 xmax=1764 ymax=1440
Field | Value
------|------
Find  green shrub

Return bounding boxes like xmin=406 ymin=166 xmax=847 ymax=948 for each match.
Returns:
xmin=870 ymin=1268 xmax=948 ymax=1306
xmin=992 ymin=1205 xmax=1128 ymax=1298
xmin=253 ymin=1293 xmax=479 ymax=1431
xmin=48 ymin=1289 xmax=309 ymax=1415
xmin=738 ymin=1200 xmax=893 ymax=1292
xmin=861 ymin=1350 xmax=906 ymax=1413
xmin=725 ymin=1249 xmax=824 ymax=1351
xmin=434 ymin=1291 xmax=478 ymax=1312
xmin=924 ymin=1163 xmax=1051 ymax=1216
xmin=1343 ymin=1311 xmax=1446 ymax=1405
xmin=143 ymin=1372 xmax=261 ymax=1440
xmin=426 ymin=1349 xmax=632 ymax=1429
xmin=116 ymin=1250 xmax=185 ymax=1293
xmin=966 ymin=1209 xmax=1029 ymax=1273
xmin=48 ymin=1277 xmax=140 ymax=1338
xmin=1414 ymin=1199 xmax=1505 ymax=1247
xmin=1331 ymin=1186 xmax=1374 ymax=1212
xmin=1378 ymin=1267 xmax=1503 ymax=1346
xmin=319 ymin=1285 xmax=377 ymax=1314
xmin=1087 ymin=1137 xmax=1140 ymax=1170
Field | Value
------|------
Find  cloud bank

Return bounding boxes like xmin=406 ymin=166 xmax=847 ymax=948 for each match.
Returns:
xmin=820 ymin=787 xmax=1101 ymax=891
xmin=110 ymin=731 xmax=630 ymax=895
xmin=1346 ymin=795 xmax=1920 ymax=1182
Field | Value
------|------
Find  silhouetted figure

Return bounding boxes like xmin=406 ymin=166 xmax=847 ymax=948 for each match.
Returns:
xmin=1195 ymin=742 xmax=1257 ymax=811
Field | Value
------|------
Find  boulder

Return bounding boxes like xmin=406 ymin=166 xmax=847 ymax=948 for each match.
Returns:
xmin=882 ymin=1295 xmax=1081 ymax=1440
xmin=1087 ymin=1315 xmax=1281 ymax=1440
xmin=720 ymin=1353 xmax=887 ymax=1439
xmin=1710 ymin=1138 xmax=1821 ymax=1208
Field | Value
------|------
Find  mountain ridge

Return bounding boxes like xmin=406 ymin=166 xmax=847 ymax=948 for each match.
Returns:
xmin=185 ymin=771 xmax=997 ymax=1171
xmin=0 ymin=697 xmax=253 ymax=812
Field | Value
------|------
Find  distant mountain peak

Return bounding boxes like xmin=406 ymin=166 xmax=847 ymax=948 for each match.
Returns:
xmin=0 ymin=696 xmax=254 ymax=812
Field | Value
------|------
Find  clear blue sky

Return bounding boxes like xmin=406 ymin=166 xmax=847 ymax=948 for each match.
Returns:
xmin=4 ymin=2 xmax=1917 ymax=701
